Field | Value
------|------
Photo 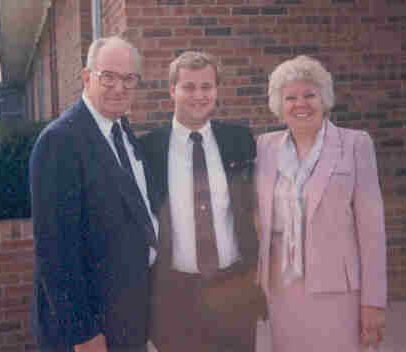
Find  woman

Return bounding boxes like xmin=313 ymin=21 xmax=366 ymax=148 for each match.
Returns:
xmin=256 ymin=55 xmax=386 ymax=351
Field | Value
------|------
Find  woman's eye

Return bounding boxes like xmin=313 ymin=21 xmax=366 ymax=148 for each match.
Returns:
xmin=305 ymin=93 xmax=316 ymax=98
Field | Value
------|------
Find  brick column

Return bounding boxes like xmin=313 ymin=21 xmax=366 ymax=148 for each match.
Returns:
xmin=0 ymin=219 xmax=35 ymax=352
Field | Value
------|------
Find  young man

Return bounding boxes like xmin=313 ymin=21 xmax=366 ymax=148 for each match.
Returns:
xmin=141 ymin=51 xmax=266 ymax=352
xmin=30 ymin=36 xmax=158 ymax=352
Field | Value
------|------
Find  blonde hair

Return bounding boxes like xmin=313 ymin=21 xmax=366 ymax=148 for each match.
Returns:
xmin=268 ymin=55 xmax=334 ymax=119
xmin=169 ymin=51 xmax=221 ymax=86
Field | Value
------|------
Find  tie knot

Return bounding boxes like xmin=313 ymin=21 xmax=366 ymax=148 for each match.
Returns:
xmin=111 ymin=121 xmax=122 ymax=137
xmin=190 ymin=131 xmax=203 ymax=144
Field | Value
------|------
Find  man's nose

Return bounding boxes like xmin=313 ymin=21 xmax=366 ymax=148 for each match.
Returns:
xmin=113 ymin=78 xmax=126 ymax=92
xmin=192 ymin=88 xmax=206 ymax=99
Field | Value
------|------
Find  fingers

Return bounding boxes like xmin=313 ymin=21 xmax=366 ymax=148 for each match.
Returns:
xmin=360 ymin=306 xmax=386 ymax=347
xmin=361 ymin=327 xmax=382 ymax=347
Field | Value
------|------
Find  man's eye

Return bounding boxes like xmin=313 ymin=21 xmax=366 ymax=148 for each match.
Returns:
xmin=102 ymin=73 xmax=115 ymax=81
xmin=183 ymin=85 xmax=195 ymax=91
xmin=285 ymin=96 xmax=296 ymax=101
xmin=202 ymin=85 xmax=213 ymax=90
xmin=126 ymin=74 xmax=138 ymax=81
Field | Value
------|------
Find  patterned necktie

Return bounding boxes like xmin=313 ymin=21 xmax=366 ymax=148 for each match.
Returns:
xmin=111 ymin=121 xmax=157 ymax=249
xmin=190 ymin=131 xmax=219 ymax=278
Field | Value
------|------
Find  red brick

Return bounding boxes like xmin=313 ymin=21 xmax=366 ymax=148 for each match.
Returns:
xmin=4 ymin=285 xmax=33 ymax=299
xmin=190 ymin=38 xmax=218 ymax=47
xmin=158 ymin=38 xmax=189 ymax=48
xmin=221 ymin=96 xmax=251 ymax=105
xmin=143 ymin=49 xmax=174 ymax=59
xmin=217 ymin=0 xmax=244 ymax=4
xmin=129 ymin=17 xmax=156 ymax=27
xmin=201 ymin=7 xmax=230 ymax=16
xmin=136 ymin=102 xmax=160 ymax=111
xmin=0 ymin=274 xmax=20 ymax=286
xmin=125 ymin=0 xmax=148 ymax=6
xmin=219 ymin=16 xmax=248 ymax=26
xmin=0 ymin=221 xmax=11 ymax=238
xmin=174 ymin=27 xmax=203 ymax=37
xmin=159 ymin=17 xmax=188 ymax=27
xmin=1 ymin=240 xmax=34 ymax=251
xmin=142 ymin=7 xmax=171 ymax=16
xmin=0 ymin=263 xmax=34 ymax=275
xmin=122 ymin=6 xmax=140 ymax=17
xmin=172 ymin=7 xmax=200 ymax=16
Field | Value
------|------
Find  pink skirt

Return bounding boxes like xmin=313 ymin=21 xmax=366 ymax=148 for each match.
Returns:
xmin=268 ymin=233 xmax=363 ymax=352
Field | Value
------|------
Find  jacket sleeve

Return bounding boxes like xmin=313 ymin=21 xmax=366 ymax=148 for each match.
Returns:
xmin=30 ymin=127 xmax=101 ymax=346
xmin=352 ymin=132 xmax=387 ymax=308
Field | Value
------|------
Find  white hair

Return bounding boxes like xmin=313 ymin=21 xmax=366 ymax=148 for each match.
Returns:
xmin=85 ymin=36 xmax=141 ymax=72
xmin=268 ymin=55 xmax=335 ymax=119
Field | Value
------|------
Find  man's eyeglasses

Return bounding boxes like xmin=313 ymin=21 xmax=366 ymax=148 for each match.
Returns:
xmin=92 ymin=70 xmax=140 ymax=89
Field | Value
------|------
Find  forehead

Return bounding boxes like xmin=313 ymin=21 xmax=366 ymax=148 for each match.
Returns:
xmin=177 ymin=65 xmax=216 ymax=84
xmin=282 ymin=80 xmax=319 ymax=93
xmin=95 ymin=43 xmax=138 ymax=73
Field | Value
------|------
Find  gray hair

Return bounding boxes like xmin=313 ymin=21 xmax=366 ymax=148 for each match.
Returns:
xmin=169 ymin=51 xmax=221 ymax=86
xmin=268 ymin=55 xmax=335 ymax=119
xmin=85 ymin=36 xmax=141 ymax=72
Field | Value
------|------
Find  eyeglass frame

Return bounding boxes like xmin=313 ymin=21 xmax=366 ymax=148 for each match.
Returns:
xmin=91 ymin=70 xmax=141 ymax=89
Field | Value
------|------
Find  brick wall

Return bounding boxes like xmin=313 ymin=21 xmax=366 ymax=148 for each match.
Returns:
xmin=0 ymin=219 xmax=34 ymax=352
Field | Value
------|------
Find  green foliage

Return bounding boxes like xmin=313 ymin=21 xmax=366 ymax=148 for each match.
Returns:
xmin=0 ymin=120 xmax=48 ymax=220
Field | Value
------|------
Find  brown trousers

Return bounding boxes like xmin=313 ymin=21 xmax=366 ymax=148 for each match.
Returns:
xmin=150 ymin=269 xmax=257 ymax=352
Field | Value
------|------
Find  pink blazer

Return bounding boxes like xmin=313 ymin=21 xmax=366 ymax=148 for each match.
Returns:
xmin=256 ymin=121 xmax=387 ymax=308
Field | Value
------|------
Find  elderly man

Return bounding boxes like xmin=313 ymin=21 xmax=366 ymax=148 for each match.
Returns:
xmin=30 ymin=36 xmax=158 ymax=352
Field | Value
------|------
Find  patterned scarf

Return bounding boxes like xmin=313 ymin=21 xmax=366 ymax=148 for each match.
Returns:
xmin=277 ymin=121 xmax=326 ymax=286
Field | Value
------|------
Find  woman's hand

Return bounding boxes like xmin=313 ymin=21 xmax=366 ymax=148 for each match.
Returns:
xmin=360 ymin=305 xmax=386 ymax=348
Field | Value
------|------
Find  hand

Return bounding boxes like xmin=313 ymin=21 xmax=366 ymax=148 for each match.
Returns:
xmin=74 ymin=334 xmax=107 ymax=352
xmin=360 ymin=305 xmax=386 ymax=348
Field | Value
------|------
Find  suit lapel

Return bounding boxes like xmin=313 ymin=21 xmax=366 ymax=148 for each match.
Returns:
xmin=150 ymin=127 xmax=172 ymax=253
xmin=211 ymin=122 xmax=233 ymax=181
xmin=260 ymin=132 xmax=284 ymax=252
xmin=75 ymin=100 xmax=154 ymax=231
xmin=305 ymin=121 xmax=342 ymax=224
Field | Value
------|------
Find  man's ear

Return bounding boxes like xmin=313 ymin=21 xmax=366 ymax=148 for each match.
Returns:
xmin=82 ymin=68 xmax=91 ymax=88
xmin=169 ymin=83 xmax=176 ymax=100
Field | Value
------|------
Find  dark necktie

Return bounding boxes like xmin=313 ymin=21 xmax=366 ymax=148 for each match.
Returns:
xmin=190 ymin=131 xmax=219 ymax=278
xmin=120 ymin=117 xmax=144 ymax=161
xmin=111 ymin=121 xmax=157 ymax=249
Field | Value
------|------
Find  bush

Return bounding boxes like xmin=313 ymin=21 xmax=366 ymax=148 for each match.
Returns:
xmin=0 ymin=120 xmax=48 ymax=220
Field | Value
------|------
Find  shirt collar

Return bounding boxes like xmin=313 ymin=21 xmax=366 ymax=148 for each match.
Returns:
xmin=172 ymin=116 xmax=212 ymax=145
xmin=82 ymin=92 xmax=121 ymax=139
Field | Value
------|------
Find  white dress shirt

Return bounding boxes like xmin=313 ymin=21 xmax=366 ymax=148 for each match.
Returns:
xmin=82 ymin=93 xmax=158 ymax=265
xmin=168 ymin=117 xmax=240 ymax=273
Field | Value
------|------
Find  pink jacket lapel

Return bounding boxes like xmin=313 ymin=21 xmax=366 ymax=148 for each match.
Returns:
xmin=304 ymin=121 xmax=342 ymax=225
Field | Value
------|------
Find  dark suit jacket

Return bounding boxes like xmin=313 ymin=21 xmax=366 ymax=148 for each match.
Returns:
xmin=140 ymin=120 xmax=258 ymax=275
xmin=30 ymin=99 xmax=156 ymax=350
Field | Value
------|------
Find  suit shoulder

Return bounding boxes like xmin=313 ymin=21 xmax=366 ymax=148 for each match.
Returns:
xmin=257 ymin=130 xmax=285 ymax=148
xmin=335 ymin=125 xmax=373 ymax=148
xmin=31 ymin=104 xmax=85 ymax=159
xmin=215 ymin=120 xmax=251 ymax=135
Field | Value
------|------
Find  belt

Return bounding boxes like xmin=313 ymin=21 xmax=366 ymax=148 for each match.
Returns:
xmin=170 ymin=260 xmax=252 ymax=285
